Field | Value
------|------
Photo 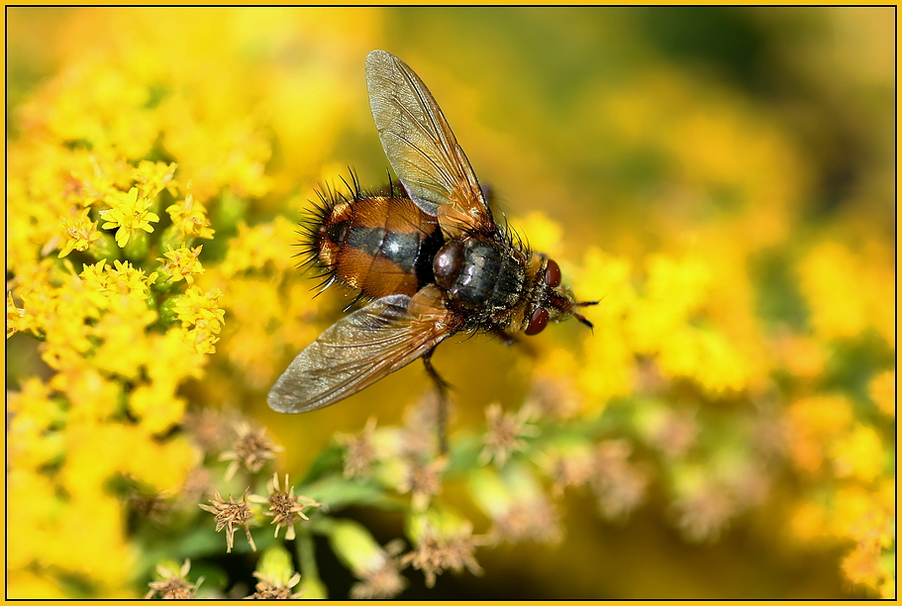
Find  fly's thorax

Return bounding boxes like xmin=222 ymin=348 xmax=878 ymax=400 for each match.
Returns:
xmin=433 ymin=237 xmax=527 ymax=323
xmin=310 ymin=194 xmax=442 ymax=299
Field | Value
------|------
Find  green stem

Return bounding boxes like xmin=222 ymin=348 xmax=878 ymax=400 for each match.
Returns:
xmin=296 ymin=526 xmax=319 ymax=581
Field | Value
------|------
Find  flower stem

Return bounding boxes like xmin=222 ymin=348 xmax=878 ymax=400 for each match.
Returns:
xmin=296 ymin=526 xmax=319 ymax=582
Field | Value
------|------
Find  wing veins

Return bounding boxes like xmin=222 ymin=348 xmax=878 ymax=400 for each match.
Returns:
xmin=366 ymin=50 xmax=493 ymax=226
xmin=392 ymin=74 xmax=480 ymax=200
xmin=386 ymin=130 xmax=457 ymax=193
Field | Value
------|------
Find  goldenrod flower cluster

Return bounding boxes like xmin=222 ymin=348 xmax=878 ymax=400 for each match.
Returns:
xmin=7 ymin=8 xmax=894 ymax=599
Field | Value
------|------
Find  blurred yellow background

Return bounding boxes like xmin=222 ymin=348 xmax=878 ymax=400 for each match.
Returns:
xmin=6 ymin=7 xmax=895 ymax=599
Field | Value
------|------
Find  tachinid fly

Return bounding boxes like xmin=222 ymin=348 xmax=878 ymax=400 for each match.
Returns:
xmin=268 ymin=50 xmax=596 ymax=452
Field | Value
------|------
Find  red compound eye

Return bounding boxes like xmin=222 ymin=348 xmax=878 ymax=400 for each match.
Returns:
xmin=525 ymin=307 xmax=549 ymax=335
xmin=544 ymin=259 xmax=561 ymax=288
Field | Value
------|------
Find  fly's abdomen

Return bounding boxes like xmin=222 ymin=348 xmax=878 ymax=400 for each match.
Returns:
xmin=313 ymin=195 xmax=443 ymax=299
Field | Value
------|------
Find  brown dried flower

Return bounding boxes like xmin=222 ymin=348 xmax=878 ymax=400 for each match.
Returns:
xmin=336 ymin=417 xmax=378 ymax=479
xmin=397 ymin=456 xmax=446 ymax=511
xmin=246 ymin=571 xmax=303 ymax=599
xmin=127 ymin=488 xmax=173 ymax=525
xmin=219 ymin=421 xmax=284 ymax=480
xmin=349 ymin=539 xmax=409 ymax=599
xmin=248 ymin=473 xmax=321 ymax=541
xmin=591 ymin=440 xmax=648 ymax=521
xmin=673 ymin=480 xmax=737 ymax=543
xmin=199 ymin=488 xmax=257 ymax=553
xmin=183 ymin=408 xmax=241 ymax=454
xmin=525 ymin=376 xmax=582 ymax=420
xmin=402 ymin=391 xmax=453 ymax=455
xmin=179 ymin=465 xmax=216 ymax=505
xmin=401 ymin=524 xmax=483 ymax=589
xmin=492 ymin=498 xmax=563 ymax=545
xmin=145 ymin=559 xmax=203 ymax=599
xmin=646 ymin=408 xmax=699 ymax=459
xmin=480 ymin=402 xmax=539 ymax=467
xmin=543 ymin=447 xmax=596 ymax=497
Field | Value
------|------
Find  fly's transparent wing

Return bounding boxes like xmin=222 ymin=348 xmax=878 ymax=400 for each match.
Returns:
xmin=366 ymin=49 xmax=494 ymax=233
xmin=268 ymin=292 xmax=456 ymax=414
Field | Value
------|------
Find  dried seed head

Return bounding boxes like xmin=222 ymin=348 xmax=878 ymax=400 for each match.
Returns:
xmin=397 ymin=456 xmax=446 ymax=511
xmin=592 ymin=440 xmax=648 ymax=521
xmin=401 ymin=524 xmax=483 ymax=589
xmin=145 ymin=559 xmax=203 ymax=599
xmin=349 ymin=539 xmax=409 ymax=599
xmin=337 ymin=417 xmax=378 ymax=479
xmin=248 ymin=473 xmax=321 ymax=541
xmin=219 ymin=421 xmax=284 ymax=480
xmin=479 ymin=403 xmax=538 ymax=467
xmin=247 ymin=571 xmax=303 ymax=600
xmin=199 ymin=488 xmax=257 ymax=553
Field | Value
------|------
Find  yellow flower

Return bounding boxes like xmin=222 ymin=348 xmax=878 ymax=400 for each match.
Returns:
xmin=18 ymin=270 xmax=102 ymax=363
xmin=159 ymin=245 xmax=205 ymax=284
xmin=143 ymin=329 xmax=206 ymax=394
xmin=7 ymin=468 xmax=67 ymax=591
xmin=48 ymin=366 xmax=120 ymax=423
xmin=580 ymin=332 xmax=633 ymax=404
xmin=868 ymin=370 xmax=895 ymax=418
xmin=842 ymin=542 xmax=887 ymax=595
xmin=514 ymin=212 xmax=563 ymax=253
xmin=50 ymin=493 xmax=138 ymax=591
xmin=58 ymin=207 xmax=101 ymax=258
xmin=99 ymin=186 xmax=160 ymax=247
xmin=133 ymin=160 xmax=178 ymax=198
xmin=829 ymin=425 xmax=885 ymax=483
xmin=129 ymin=384 xmax=188 ymax=435
xmin=790 ymin=500 xmax=827 ymax=542
xmin=125 ymin=431 xmax=199 ymax=492
xmin=785 ymin=395 xmax=853 ymax=474
xmin=7 ymin=379 xmax=66 ymax=471
xmin=831 ymin=484 xmax=892 ymax=541
xmin=799 ymin=241 xmax=893 ymax=338
xmin=773 ymin=333 xmax=828 ymax=379
xmin=7 ymin=291 xmax=26 ymax=337
xmin=787 ymin=395 xmax=854 ymax=435
xmin=172 ymin=285 xmax=226 ymax=355
xmin=7 ymin=570 xmax=68 ymax=599
xmin=68 ymin=153 xmax=130 ymax=207
xmin=93 ymin=301 xmax=158 ymax=378
xmin=107 ymin=258 xmax=158 ymax=300
xmin=572 ymin=247 xmax=636 ymax=405
xmin=165 ymin=188 xmax=215 ymax=240
xmin=216 ymin=217 xmax=299 ymax=277
xmin=23 ymin=59 xmax=159 ymax=159
xmin=621 ymin=248 xmax=757 ymax=395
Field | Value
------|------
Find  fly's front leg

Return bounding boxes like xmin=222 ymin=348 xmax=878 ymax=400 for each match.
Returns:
xmin=491 ymin=327 xmax=516 ymax=346
xmin=422 ymin=348 xmax=450 ymax=455
xmin=491 ymin=326 xmax=539 ymax=357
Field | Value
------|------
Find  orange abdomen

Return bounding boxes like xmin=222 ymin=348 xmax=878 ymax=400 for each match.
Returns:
xmin=314 ymin=196 xmax=443 ymax=299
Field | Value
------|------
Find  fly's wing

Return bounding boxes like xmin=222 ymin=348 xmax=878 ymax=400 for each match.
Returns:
xmin=268 ymin=290 xmax=457 ymax=414
xmin=365 ymin=49 xmax=495 ymax=235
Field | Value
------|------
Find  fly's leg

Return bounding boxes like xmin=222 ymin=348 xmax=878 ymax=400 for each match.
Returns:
xmin=490 ymin=327 xmax=516 ymax=346
xmin=422 ymin=348 xmax=450 ymax=455
xmin=491 ymin=326 xmax=538 ymax=357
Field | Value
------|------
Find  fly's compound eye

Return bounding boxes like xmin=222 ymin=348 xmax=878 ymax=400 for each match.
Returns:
xmin=525 ymin=307 xmax=549 ymax=335
xmin=544 ymin=259 xmax=562 ymax=288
